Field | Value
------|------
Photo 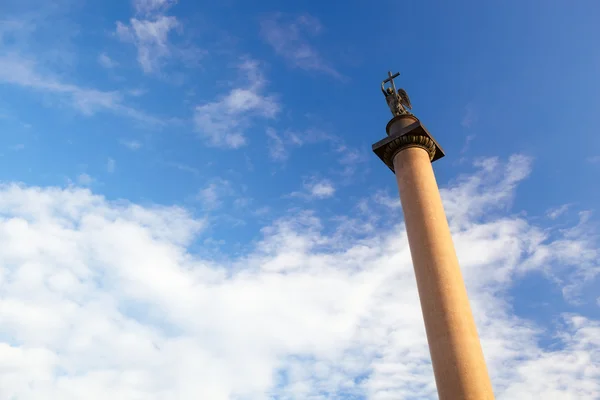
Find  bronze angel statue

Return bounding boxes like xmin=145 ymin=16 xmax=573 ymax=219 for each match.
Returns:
xmin=381 ymin=72 xmax=413 ymax=116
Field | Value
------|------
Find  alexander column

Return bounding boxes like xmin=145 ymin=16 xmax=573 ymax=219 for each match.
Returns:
xmin=372 ymin=71 xmax=495 ymax=400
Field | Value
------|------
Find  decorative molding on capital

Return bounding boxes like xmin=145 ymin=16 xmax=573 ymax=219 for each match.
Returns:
xmin=384 ymin=135 xmax=437 ymax=168
xmin=372 ymin=119 xmax=445 ymax=174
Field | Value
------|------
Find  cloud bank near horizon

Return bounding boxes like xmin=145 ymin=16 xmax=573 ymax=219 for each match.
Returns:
xmin=0 ymin=155 xmax=598 ymax=399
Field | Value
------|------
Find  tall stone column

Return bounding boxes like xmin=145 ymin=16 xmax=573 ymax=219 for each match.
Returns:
xmin=373 ymin=114 xmax=495 ymax=400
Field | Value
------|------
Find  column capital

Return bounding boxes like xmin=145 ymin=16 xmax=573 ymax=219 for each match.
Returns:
xmin=388 ymin=134 xmax=437 ymax=168
xmin=372 ymin=118 xmax=445 ymax=173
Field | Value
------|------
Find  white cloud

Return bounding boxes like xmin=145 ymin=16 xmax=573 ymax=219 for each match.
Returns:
xmin=441 ymin=154 xmax=532 ymax=228
xmin=0 ymin=53 xmax=162 ymax=124
xmin=120 ymin=139 xmax=142 ymax=150
xmin=308 ymin=180 xmax=335 ymax=198
xmin=77 ymin=173 xmax=94 ymax=186
xmin=127 ymin=88 xmax=147 ymax=97
xmin=373 ymin=190 xmax=401 ymax=209
xmin=266 ymin=128 xmax=286 ymax=161
xmin=194 ymin=59 xmax=280 ymax=149
xmin=116 ymin=0 xmax=202 ymax=75
xmin=335 ymin=144 xmax=368 ymax=178
xmin=265 ymin=128 xmax=365 ymax=176
xmin=116 ymin=16 xmax=181 ymax=74
xmin=495 ymin=315 xmax=600 ymax=398
xmin=165 ymin=162 xmax=200 ymax=175
xmin=265 ymin=127 xmax=334 ymax=162
xmin=460 ymin=134 xmax=476 ymax=155
xmin=196 ymin=178 xmax=234 ymax=210
xmin=0 ymin=53 xmax=118 ymax=114
xmin=547 ymin=204 xmax=570 ymax=220
xmin=107 ymin=158 xmax=116 ymax=173
xmin=289 ymin=178 xmax=336 ymax=200
xmin=260 ymin=13 xmax=341 ymax=79
xmin=462 ymin=103 xmax=477 ymax=128
xmin=98 ymin=53 xmax=118 ymax=69
xmin=0 ymin=156 xmax=598 ymax=399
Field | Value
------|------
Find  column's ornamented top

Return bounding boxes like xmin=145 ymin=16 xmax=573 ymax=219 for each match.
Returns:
xmin=381 ymin=135 xmax=437 ymax=171
xmin=381 ymin=71 xmax=413 ymax=117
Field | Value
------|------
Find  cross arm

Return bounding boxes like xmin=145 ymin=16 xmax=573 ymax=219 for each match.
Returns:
xmin=382 ymin=71 xmax=400 ymax=93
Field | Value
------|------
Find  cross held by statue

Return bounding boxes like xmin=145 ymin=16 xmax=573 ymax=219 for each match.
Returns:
xmin=383 ymin=71 xmax=400 ymax=93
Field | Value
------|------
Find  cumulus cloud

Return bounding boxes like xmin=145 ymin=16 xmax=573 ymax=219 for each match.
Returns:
xmin=260 ymin=13 xmax=341 ymax=79
xmin=0 ymin=156 xmax=598 ymax=399
xmin=194 ymin=59 xmax=280 ymax=149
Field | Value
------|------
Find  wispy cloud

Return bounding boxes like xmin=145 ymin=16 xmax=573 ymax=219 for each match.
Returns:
xmin=98 ymin=52 xmax=118 ymax=69
xmin=116 ymin=1 xmax=202 ymax=74
xmin=266 ymin=128 xmax=286 ymax=161
xmin=547 ymin=204 xmax=571 ymax=220
xmin=442 ymin=154 xmax=532 ymax=228
xmin=0 ymin=53 xmax=163 ymax=124
xmin=127 ymin=88 xmax=147 ymax=97
xmin=120 ymin=139 xmax=143 ymax=150
xmin=265 ymin=127 xmax=367 ymax=178
xmin=334 ymin=143 xmax=368 ymax=178
xmin=196 ymin=178 xmax=234 ymax=210
xmin=587 ymin=155 xmax=600 ymax=164
xmin=460 ymin=134 xmax=477 ymax=155
xmin=76 ymin=173 xmax=94 ymax=186
xmin=133 ymin=0 xmax=177 ymax=16
xmin=265 ymin=127 xmax=333 ymax=162
xmin=9 ymin=144 xmax=25 ymax=151
xmin=462 ymin=103 xmax=478 ymax=128
xmin=194 ymin=59 xmax=280 ymax=149
xmin=0 ymin=53 xmax=118 ymax=113
xmin=260 ymin=13 xmax=342 ymax=79
xmin=107 ymin=158 xmax=116 ymax=173
xmin=116 ymin=16 xmax=181 ymax=74
xmin=165 ymin=162 xmax=200 ymax=175
xmin=373 ymin=190 xmax=401 ymax=209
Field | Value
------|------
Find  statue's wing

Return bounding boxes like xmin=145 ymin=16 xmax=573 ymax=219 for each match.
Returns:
xmin=398 ymin=88 xmax=412 ymax=110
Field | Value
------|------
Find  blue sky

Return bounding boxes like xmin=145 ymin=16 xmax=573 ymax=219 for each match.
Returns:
xmin=0 ymin=0 xmax=599 ymax=399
